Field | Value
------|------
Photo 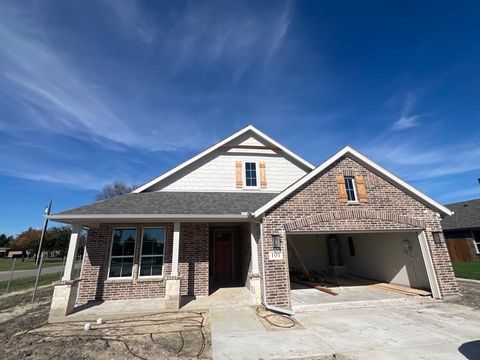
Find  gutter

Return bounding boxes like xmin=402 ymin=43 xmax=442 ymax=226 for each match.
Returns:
xmin=252 ymin=215 xmax=295 ymax=316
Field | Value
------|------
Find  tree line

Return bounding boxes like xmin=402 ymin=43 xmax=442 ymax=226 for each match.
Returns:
xmin=0 ymin=227 xmax=72 ymax=256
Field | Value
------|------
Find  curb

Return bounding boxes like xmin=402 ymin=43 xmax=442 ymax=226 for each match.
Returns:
xmin=456 ymin=277 xmax=480 ymax=285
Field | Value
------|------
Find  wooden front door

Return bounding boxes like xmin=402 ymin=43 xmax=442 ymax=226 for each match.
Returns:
xmin=214 ymin=230 xmax=233 ymax=281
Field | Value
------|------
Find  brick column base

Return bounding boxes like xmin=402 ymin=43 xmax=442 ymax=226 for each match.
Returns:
xmin=165 ymin=276 xmax=181 ymax=310
xmin=49 ymin=279 xmax=81 ymax=321
xmin=249 ymin=275 xmax=261 ymax=305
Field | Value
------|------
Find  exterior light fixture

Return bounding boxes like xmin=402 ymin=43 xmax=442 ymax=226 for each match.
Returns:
xmin=432 ymin=232 xmax=445 ymax=246
xmin=272 ymin=235 xmax=281 ymax=250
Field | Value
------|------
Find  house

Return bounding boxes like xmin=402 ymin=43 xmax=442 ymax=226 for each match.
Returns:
xmin=441 ymin=198 xmax=480 ymax=262
xmin=0 ymin=247 xmax=11 ymax=258
xmin=47 ymin=125 xmax=459 ymax=320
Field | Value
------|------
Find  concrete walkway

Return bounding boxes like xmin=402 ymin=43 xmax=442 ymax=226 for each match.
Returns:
xmin=211 ymin=301 xmax=480 ymax=359
xmin=0 ymin=265 xmax=63 ymax=281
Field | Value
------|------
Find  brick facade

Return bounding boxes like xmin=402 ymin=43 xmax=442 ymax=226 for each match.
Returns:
xmin=260 ymin=156 xmax=459 ymax=309
xmin=77 ymin=222 xmax=209 ymax=303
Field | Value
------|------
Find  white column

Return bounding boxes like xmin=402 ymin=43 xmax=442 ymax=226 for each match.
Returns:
xmin=418 ymin=230 xmax=441 ymax=299
xmin=171 ymin=222 xmax=180 ymax=277
xmin=62 ymin=224 xmax=82 ymax=281
xmin=250 ymin=222 xmax=259 ymax=275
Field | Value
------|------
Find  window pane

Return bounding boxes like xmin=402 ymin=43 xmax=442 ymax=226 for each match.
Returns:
xmin=140 ymin=256 xmax=164 ymax=276
xmin=142 ymin=228 xmax=165 ymax=256
xmin=245 ymin=162 xmax=257 ymax=187
xmin=112 ymin=229 xmax=136 ymax=256
xmin=344 ymin=177 xmax=357 ymax=201
xmin=109 ymin=257 xmax=133 ymax=278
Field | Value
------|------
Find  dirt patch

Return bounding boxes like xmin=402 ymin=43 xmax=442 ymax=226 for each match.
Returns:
xmin=454 ymin=279 xmax=480 ymax=310
xmin=0 ymin=290 xmax=212 ymax=359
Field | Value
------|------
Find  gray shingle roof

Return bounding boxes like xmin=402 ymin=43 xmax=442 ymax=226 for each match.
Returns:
xmin=53 ymin=192 xmax=278 ymax=217
xmin=441 ymin=198 xmax=480 ymax=230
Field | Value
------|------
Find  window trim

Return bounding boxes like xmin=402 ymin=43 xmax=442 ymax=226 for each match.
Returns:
xmin=139 ymin=226 xmax=166 ymax=278
xmin=243 ymin=161 xmax=260 ymax=189
xmin=107 ymin=227 xmax=137 ymax=280
xmin=344 ymin=176 xmax=359 ymax=203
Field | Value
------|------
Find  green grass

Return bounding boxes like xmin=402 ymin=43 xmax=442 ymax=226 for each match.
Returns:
xmin=0 ymin=272 xmax=62 ymax=295
xmin=0 ymin=258 xmax=63 ymax=271
xmin=452 ymin=261 xmax=480 ymax=280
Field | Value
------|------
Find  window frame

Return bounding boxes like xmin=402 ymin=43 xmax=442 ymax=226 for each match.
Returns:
xmin=344 ymin=176 xmax=359 ymax=203
xmin=243 ymin=161 xmax=260 ymax=189
xmin=138 ymin=226 xmax=166 ymax=278
xmin=107 ymin=227 xmax=137 ymax=280
xmin=472 ymin=231 xmax=480 ymax=255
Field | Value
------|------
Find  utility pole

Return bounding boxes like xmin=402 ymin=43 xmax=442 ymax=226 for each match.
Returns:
xmin=36 ymin=200 xmax=52 ymax=266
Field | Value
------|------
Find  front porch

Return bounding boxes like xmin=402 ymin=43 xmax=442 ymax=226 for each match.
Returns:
xmin=51 ymin=286 xmax=251 ymax=323
xmin=49 ymin=221 xmax=262 ymax=322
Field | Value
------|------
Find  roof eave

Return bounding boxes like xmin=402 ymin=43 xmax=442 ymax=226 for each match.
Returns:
xmin=47 ymin=213 xmax=250 ymax=224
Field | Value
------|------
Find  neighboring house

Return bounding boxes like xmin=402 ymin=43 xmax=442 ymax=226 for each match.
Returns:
xmin=47 ymin=125 xmax=459 ymax=319
xmin=441 ymin=198 xmax=480 ymax=262
xmin=0 ymin=247 xmax=11 ymax=258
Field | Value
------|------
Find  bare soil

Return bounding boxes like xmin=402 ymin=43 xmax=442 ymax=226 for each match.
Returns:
xmin=0 ymin=288 xmax=212 ymax=360
xmin=454 ymin=279 xmax=480 ymax=310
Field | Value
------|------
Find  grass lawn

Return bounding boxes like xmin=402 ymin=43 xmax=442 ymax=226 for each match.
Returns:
xmin=0 ymin=258 xmax=63 ymax=271
xmin=452 ymin=261 xmax=480 ymax=280
xmin=0 ymin=272 xmax=61 ymax=295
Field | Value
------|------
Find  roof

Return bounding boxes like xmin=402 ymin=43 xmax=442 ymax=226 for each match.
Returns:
xmin=132 ymin=125 xmax=315 ymax=193
xmin=253 ymin=146 xmax=453 ymax=218
xmin=441 ymin=198 xmax=480 ymax=230
xmin=48 ymin=192 xmax=278 ymax=222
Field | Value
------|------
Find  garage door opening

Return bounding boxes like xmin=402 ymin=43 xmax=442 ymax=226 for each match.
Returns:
xmin=287 ymin=231 xmax=433 ymax=309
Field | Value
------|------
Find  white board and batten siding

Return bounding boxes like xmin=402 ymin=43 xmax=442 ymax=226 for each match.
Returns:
xmin=147 ymin=134 xmax=310 ymax=192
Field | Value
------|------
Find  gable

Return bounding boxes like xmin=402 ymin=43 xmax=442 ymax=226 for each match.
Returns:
xmin=254 ymin=146 xmax=452 ymax=217
xmin=135 ymin=126 xmax=313 ymax=193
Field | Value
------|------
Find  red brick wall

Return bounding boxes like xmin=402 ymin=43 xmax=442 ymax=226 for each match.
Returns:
xmin=77 ymin=222 xmax=208 ymax=303
xmin=261 ymin=156 xmax=459 ymax=309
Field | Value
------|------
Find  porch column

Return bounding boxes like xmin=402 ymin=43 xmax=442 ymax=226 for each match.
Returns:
xmin=249 ymin=222 xmax=262 ymax=305
xmin=171 ymin=222 xmax=180 ymax=277
xmin=165 ymin=222 xmax=181 ymax=310
xmin=62 ymin=224 xmax=82 ymax=281
xmin=49 ymin=224 xmax=83 ymax=320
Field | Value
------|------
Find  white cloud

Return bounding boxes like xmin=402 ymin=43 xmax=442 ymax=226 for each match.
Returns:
xmin=393 ymin=114 xmax=420 ymax=130
xmin=392 ymin=93 xmax=422 ymax=131
xmin=102 ymin=0 xmax=156 ymax=44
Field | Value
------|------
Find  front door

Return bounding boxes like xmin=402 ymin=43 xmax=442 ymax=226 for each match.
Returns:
xmin=214 ymin=229 xmax=233 ymax=281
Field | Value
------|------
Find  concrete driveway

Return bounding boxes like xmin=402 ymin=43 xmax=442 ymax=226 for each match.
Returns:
xmin=211 ymin=300 xmax=480 ymax=359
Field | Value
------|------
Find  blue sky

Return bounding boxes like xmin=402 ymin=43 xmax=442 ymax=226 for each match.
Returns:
xmin=1 ymin=1 xmax=479 ymax=235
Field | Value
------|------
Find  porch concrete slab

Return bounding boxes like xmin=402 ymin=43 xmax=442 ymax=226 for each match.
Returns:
xmin=210 ymin=301 xmax=480 ymax=359
xmin=182 ymin=286 xmax=251 ymax=310
xmin=60 ymin=298 xmax=166 ymax=322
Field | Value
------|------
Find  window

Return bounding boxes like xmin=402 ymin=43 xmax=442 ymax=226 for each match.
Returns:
xmin=344 ymin=176 xmax=358 ymax=202
xmin=140 ymin=228 xmax=166 ymax=277
xmin=109 ymin=228 xmax=136 ymax=278
xmin=244 ymin=162 xmax=258 ymax=187
xmin=473 ymin=231 xmax=480 ymax=254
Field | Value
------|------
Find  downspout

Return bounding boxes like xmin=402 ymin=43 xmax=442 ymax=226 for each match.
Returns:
xmin=251 ymin=215 xmax=295 ymax=316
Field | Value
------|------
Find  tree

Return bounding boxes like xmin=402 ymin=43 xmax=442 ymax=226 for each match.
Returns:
xmin=44 ymin=226 xmax=71 ymax=256
xmin=96 ymin=181 xmax=136 ymax=200
xmin=0 ymin=234 xmax=13 ymax=247
xmin=11 ymin=227 xmax=41 ymax=252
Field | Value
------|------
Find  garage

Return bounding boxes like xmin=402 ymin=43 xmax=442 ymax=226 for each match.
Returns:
xmin=287 ymin=231 xmax=433 ymax=309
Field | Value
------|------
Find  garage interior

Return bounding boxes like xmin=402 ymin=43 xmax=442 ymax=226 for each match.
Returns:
xmin=287 ymin=231 xmax=433 ymax=308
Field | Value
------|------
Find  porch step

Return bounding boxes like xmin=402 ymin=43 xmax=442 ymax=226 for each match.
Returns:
xmin=293 ymin=296 xmax=435 ymax=313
